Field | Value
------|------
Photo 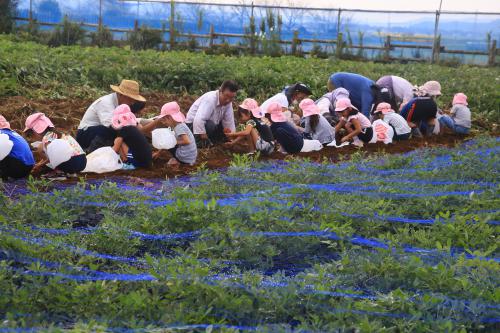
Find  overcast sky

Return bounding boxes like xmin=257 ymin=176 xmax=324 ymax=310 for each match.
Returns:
xmin=19 ymin=0 xmax=500 ymax=12
xmin=157 ymin=0 xmax=500 ymax=12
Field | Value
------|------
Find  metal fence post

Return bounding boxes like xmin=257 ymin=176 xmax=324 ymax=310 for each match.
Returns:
xmin=384 ymin=35 xmax=391 ymax=61
xmin=209 ymin=24 xmax=215 ymax=49
xmin=336 ymin=9 xmax=341 ymax=36
xmin=161 ymin=22 xmax=167 ymax=51
xmin=336 ymin=32 xmax=343 ymax=58
xmin=29 ymin=0 xmax=33 ymax=23
xmin=98 ymin=0 xmax=103 ymax=29
xmin=169 ymin=0 xmax=175 ymax=50
xmin=488 ymin=40 xmax=497 ymax=66
xmin=431 ymin=0 xmax=443 ymax=64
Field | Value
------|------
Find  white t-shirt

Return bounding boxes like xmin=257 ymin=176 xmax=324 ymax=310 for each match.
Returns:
xmin=261 ymin=93 xmax=289 ymax=114
xmin=78 ymin=93 xmax=119 ymax=129
xmin=346 ymin=113 xmax=372 ymax=129
xmin=316 ymin=96 xmax=332 ymax=116
xmin=185 ymin=90 xmax=236 ymax=135
xmin=391 ymin=76 xmax=415 ymax=105
xmin=383 ymin=112 xmax=411 ymax=135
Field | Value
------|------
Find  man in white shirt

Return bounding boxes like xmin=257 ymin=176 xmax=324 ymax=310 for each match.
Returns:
xmin=76 ymin=80 xmax=146 ymax=153
xmin=186 ymin=80 xmax=239 ymax=147
xmin=260 ymin=83 xmax=312 ymax=114
xmin=376 ymin=75 xmax=415 ymax=111
xmin=315 ymin=87 xmax=350 ymax=126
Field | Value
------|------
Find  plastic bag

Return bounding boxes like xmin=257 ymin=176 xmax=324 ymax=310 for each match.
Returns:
xmin=300 ymin=139 xmax=323 ymax=152
xmin=0 ymin=134 xmax=14 ymax=161
xmin=46 ymin=139 xmax=73 ymax=168
xmin=370 ymin=120 xmax=394 ymax=144
xmin=152 ymin=128 xmax=177 ymax=150
xmin=327 ymin=140 xmax=350 ymax=148
xmin=82 ymin=146 xmax=122 ymax=174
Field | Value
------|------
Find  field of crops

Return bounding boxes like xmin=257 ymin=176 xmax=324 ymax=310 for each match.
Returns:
xmin=0 ymin=36 xmax=499 ymax=126
xmin=1 ymin=136 xmax=499 ymax=332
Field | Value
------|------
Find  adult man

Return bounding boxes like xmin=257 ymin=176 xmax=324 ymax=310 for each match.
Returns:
xmin=260 ymin=83 xmax=312 ymax=114
xmin=376 ymin=75 xmax=415 ymax=111
xmin=186 ymin=80 xmax=239 ymax=147
xmin=328 ymin=72 xmax=378 ymax=117
xmin=315 ymin=87 xmax=350 ymax=125
xmin=76 ymin=79 xmax=152 ymax=167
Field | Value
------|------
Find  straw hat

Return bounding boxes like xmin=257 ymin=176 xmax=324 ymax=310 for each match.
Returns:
xmin=110 ymin=80 xmax=146 ymax=102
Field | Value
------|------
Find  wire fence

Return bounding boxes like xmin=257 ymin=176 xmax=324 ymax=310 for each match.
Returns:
xmin=15 ymin=0 xmax=500 ymax=65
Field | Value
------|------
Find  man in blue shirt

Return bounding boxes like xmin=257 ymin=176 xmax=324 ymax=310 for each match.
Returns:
xmin=328 ymin=72 xmax=377 ymax=117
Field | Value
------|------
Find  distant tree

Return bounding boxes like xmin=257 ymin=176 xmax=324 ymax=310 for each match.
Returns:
xmin=47 ymin=16 xmax=85 ymax=47
xmin=0 ymin=0 xmax=18 ymax=33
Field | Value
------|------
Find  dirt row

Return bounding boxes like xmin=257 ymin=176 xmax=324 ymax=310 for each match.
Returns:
xmin=0 ymin=93 xmax=476 ymax=180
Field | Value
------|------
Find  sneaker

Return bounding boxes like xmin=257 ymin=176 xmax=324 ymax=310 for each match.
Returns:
xmin=411 ymin=127 xmax=423 ymax=138
xmin=41 ymin=170 xmax=67 ymax=181
xmin=353 ymin=138 xmax=364 ymax=147
xmin=122 ymin=163 xmax=136 ymax=170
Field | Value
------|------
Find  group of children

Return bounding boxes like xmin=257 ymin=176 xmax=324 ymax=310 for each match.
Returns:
xmin=0 ymin=77 xmax=472 ymax=181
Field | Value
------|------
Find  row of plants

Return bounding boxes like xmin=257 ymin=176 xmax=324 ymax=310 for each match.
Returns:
xmin=0 ymin=136 xmax=498 ymax=331
xmin=1 ymin=36 xmax=499 ymax=124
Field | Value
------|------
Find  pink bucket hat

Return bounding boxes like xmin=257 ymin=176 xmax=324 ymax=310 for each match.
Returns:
xmin=239 ymin=98 xmax=263 ymax=119
xmin=374 ymin=102 xmax=394 ymax=114
xmin=160 ymin=102 xmax=186 ymax=122
xmin=111 ymin=104 xmax=137 ymax=129
xmin=452 ymin=93 xmax=468 ymax=106
xmin=0 ymin=115 xmax=11 ymax=130
xmin=335 ymin=98 xmax=358 ymax=112
xmin=420 ymin=81 xmax=441 ymax=97
xmin=299 ymin=98 xmax=320 ymax=117
xmin=267 ymin=102 xmax=287 ymax=123
xmin=23 ymin=112 xmax=55 ymax=134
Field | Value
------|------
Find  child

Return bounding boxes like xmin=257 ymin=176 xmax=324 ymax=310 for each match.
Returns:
xmin=156 ymin=101 xmax=197 ymax=166
xmin=0 ymin=115 xmax=35 ymax=180
xmin=438 ymin=93 xmax=471 ymax=135
xmin=111 ymin=104 xmax=151 ymax=169
xmin=24 ymin=112 xmax=86 ymax=175
xmin=373 ymin=102 xmax=411 ymax=140
xmin=266 ymin=102 xmax=304 ymax=154
xmin=334 ymin=98 xmax=373 ymax=146
xmin=299 ymin=98 xmax=335 ymax=145
xmin=400 ymin=80 xmax=440 ymax=137
xmin=225 ymin=98 xmax=275 ymax=155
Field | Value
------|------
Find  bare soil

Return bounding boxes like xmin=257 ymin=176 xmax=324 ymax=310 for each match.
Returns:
xmin=0 ymin=93 xmax=478 ymax=180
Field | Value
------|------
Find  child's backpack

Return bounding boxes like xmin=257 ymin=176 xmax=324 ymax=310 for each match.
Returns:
xmin=370 ymin=120 xmax=394 ymax=144
xmin=0 ymin=134 xmax=13 ymax=161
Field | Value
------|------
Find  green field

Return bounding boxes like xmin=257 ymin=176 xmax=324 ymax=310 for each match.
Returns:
xmin=1 ymin=137 xmax=499 ymax=332
xmin=0 ymin=36 xmax=499 ymax=125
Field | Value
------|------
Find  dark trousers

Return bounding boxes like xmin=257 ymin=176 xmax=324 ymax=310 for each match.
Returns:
xmin=57 ymin=154 xmax=87 ymax=174
xmin=390 ymin=125 xmax=411 ymax=141
xmin=274 ymin=128 xmax=303 ymax=154
xmin=187 ymin=121 xmax=226 ymax=147
xmin=76 ymin=126 xmax=117 ymax=153
xmin=118 ymin=126 xmax=152 ymax=168
xmin=0 ymin=156 xmax=33 ymax=180
xmin=357 ymin=127 xmax=374 ymax=143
